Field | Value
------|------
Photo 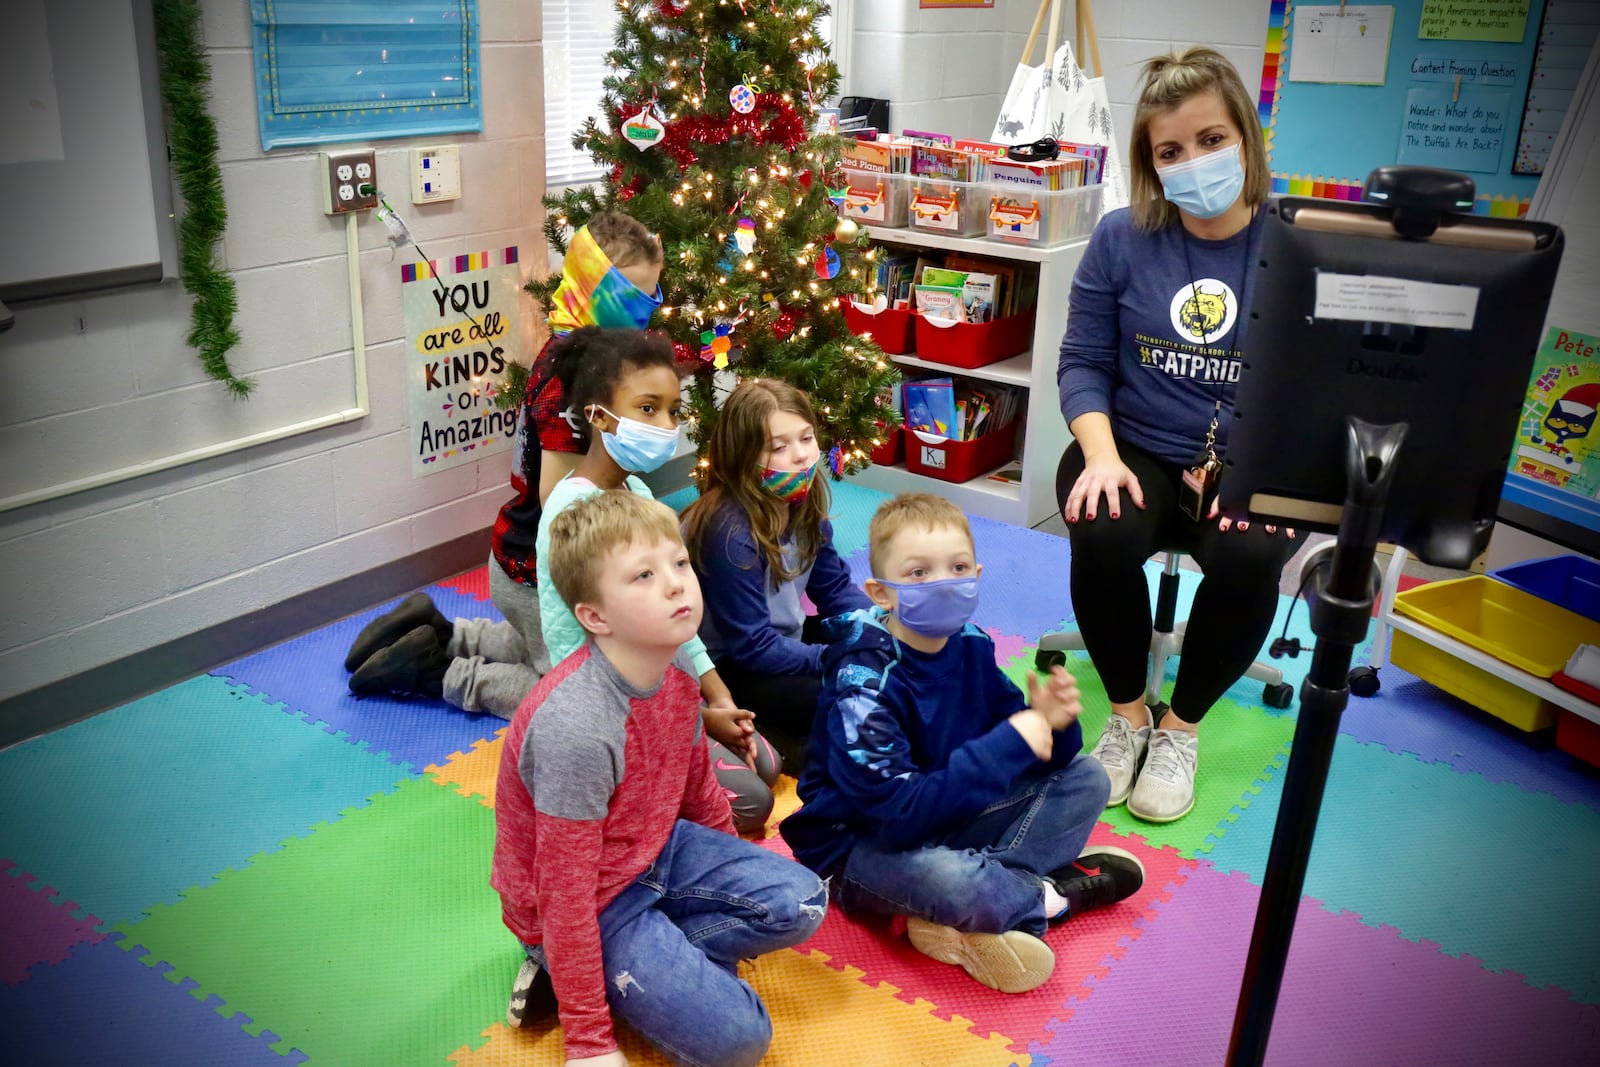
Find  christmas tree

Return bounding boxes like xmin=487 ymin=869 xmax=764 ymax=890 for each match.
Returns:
xmin=517 ymin=0 xmax=899 ymax=475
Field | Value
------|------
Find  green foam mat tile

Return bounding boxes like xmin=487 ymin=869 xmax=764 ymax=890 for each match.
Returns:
xmin=1003 ymin=648 xmax=1295 ymax=859
xmin=114 ymin=777 xmax=513 ymax=1066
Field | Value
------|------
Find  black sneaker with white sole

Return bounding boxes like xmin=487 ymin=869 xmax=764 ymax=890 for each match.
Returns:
xmin=506 ymin=955 xmax=557 ymax=1028
xmin=1046 ymin=845 xmax=1146 ymax=920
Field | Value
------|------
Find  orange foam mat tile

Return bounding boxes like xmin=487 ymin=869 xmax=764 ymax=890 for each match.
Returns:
xmin=759 ymin=822 xmax=1191 ymax=1054
xmin=449 ymin=947 xmax=1026 ymax=1067
xmin=425 ymin=732 xmax=506 ymax=808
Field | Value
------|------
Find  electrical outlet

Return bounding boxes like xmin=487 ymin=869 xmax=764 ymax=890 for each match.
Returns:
xmin=410 ymin=144 xmax=462 ymax=204
xmin=321 ymin=149 xmax=378 ymax=214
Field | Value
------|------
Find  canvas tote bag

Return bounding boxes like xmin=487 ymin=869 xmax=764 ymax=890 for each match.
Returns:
xmin=991 ymin=0 xmax=1128 ymax=215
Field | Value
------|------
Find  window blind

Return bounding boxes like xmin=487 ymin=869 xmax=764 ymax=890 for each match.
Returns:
xmin=543 ymin=0 xmax=619 ymax=187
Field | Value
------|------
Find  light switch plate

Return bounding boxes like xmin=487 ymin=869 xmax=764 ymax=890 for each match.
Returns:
xmin=411 ymin=145 xmax=462 ymax=204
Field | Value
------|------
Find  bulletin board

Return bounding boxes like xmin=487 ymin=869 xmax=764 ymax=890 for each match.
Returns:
xmin=1258 ymin=0 xmax=1553 ymax=214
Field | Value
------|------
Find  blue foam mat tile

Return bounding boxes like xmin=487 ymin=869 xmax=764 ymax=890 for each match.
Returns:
xmin=0 ymin=675 xmax=415 ymax=930
xmin=658 ymin=484 xmax=699 ymax=513
xmin=0 ymin=938 xmax=306 ymax=1066
xmin=825 ymin=481 xmax=892 ymax=559
xmin=212 ymin=586 xmax=504 ymax=771
xmin=1202 ymin=732 xmax=1600 ymax=1002
xmin=1340 ymin=662 xmax=1600 ymax=810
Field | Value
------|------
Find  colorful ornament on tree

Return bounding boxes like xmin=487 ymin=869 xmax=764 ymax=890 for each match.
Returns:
xmin=729 ymin=75 xmax=760 ymax=115
xmin=773 ymin=309 xmax=797 ymax=339
xmin=734 ymin=217 xmax=758 ymax=254
xmin=700 ymin=323 xmax=737 ymax=369
xmin=814 ymin=245 xmax=841 ymax=280
xmin=828 ymin=445 xmax=846 ymax=476
xmin=622 ymin=106 xmax=666 ymax=151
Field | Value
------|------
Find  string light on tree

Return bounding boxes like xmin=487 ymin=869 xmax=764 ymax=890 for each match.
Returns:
xmin=518 ymin=0 xmax=898 ymax=469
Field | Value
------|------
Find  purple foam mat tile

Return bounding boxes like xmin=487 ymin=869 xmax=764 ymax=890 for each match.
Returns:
xmin=1040 ymin=862 xmax=1598 ymax=1065
xmin=211 ymin=587 xmax=507 ymax=771
xmin=0 ymin=939 xmax=306 ymax=1065
xmin=1 ymin=861 xmax=106 ymax=986
xmin=1338 ymin=662 xmax=1600 ymax=810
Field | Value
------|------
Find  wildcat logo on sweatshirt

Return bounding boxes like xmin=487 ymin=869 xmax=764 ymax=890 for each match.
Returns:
xmin=1168 ymin=277 xmax=1239 ymax=345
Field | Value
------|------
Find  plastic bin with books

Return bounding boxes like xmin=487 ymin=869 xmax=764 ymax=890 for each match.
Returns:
xmin=984 ymin=146 xmax=1105 ymax=248
xmin=900 ymin=376 xmax=1022 ymax=484
xmin=910 ymin=261 xmax=1035 ymax=368
xmin=836 ymin=166 xmax=911 ymax=229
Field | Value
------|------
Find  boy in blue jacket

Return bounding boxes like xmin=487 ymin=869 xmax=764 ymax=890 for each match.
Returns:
xmin=780 ymin=493 xmax=1145 ymax=993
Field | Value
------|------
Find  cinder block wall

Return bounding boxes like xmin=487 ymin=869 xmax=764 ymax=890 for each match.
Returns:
xmin=0 ymin=0 xmax=547 ymax=705
xmin=846 ymin=0 xmax=1271 ymax=188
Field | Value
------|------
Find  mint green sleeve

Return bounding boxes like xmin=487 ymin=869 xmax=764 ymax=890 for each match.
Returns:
xmin=536 ymin=477 xmax=604 ymax=670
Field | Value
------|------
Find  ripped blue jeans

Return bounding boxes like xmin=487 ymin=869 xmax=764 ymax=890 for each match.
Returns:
xmin=526 ymin=819 xmax=826 ymax=1067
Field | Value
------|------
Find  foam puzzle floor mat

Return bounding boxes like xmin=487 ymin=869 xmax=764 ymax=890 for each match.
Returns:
xmin=3 ymin=481 xmax=1598 ymax=1064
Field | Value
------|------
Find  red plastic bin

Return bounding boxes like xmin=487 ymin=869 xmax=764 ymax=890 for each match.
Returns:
xmin=844 ymin=301 xmax=917 ymax=355
xmin=904 ymin=425 xmax=1016 ymax=483
xmin=870 ymin=426 xmax=904 ymax=466
xmin=913 ymin=311 xmax=1034 ymax=369
xmin=1555 ymin=704 xmax=1600 ymax=768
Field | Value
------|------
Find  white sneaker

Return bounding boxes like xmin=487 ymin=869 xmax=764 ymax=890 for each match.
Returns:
xmin=906 ymin=918 xmax=1056 ymax=993
xmin=1087 ymin=713 xmax=1152 ymax=807
xmin=1128 ymin=728 xmax=1198 ymax=823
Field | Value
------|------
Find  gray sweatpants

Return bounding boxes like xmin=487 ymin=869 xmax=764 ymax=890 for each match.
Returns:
xmin=441 ymin=555 xmax=552 ymax=719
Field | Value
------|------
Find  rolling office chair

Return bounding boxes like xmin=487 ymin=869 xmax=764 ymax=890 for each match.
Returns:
xmin=1034 ymin=551 xmax=1295 ymax=711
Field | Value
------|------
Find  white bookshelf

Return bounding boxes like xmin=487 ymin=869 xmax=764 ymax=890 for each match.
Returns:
xmin=848 ymin=226 xmax=1088 ymax=527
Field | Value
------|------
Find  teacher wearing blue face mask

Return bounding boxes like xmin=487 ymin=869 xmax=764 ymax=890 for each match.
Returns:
xmin=1055 ymin=48 xmax=1299 ymax=825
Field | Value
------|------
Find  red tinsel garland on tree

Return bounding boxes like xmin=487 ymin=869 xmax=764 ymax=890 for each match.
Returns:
xmin=611 ymin=94 xmax=807 ymax=173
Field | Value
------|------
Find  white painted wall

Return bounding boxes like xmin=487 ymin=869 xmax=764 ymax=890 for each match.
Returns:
xmin=846 ymin=0 xmax=1271 ymax=180
xmin=0 ymin=0 xmax=547 ymax=705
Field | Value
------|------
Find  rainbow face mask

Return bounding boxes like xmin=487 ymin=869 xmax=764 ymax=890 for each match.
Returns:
xmin=761 ymin=462 xmax=819 ymax=504
xmin=549 ymin=225 xmax=663 ymax=335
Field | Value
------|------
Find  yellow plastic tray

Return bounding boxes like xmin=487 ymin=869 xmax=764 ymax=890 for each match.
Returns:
xmin=1390 ymin=629 xmax=1558 ymax=731
xmin=1393 ymin=574 xmax=1600 ymax=678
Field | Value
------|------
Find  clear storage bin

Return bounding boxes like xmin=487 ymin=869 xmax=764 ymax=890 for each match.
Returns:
xmin=907 ymin=178 xmax=988 ymax=237
xmin=986 ymin=183 xmax=1104 ymax=247
xmin=837 ymin=167 xmax=910 ymax=229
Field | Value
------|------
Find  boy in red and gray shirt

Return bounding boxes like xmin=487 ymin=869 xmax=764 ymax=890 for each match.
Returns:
xmin=492 ymin=490 xmax=825 ymax=1067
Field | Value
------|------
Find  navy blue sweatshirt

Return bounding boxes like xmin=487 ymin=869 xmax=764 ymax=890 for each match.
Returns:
xmin=694 ymin=505 xmax=870 ymax=677
xmin=1058 ymin=206 xmax=1267 ymax=466
xmin=780 ymin=609 xmax=1083 ymax=875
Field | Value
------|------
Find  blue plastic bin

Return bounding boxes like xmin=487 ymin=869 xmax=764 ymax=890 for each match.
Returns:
xmin=1489 ymin=555 xmax=1600 ymax=624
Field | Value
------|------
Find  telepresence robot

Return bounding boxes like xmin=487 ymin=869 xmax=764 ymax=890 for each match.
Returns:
xmin=1221 ymin=166 xmax=1564 ymax=1064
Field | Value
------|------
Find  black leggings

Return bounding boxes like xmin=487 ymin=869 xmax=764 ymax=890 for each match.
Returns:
xmin=716 ymin=615 xmax=828 ymax=773
xmin=1056 ymin=439 xmax=1299 ymax=722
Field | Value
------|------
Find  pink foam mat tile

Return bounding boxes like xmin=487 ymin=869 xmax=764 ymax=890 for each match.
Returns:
xmin=763 ymin=824 xmax=1191 ymax=1054
xmin=0 ymin=860 xmax=107 ymax=986
xmin=437 ymin=566 xmax=492 ymax=601
xmin=983 ymin=628 xmax=1029 ymax=669
xmin=1039 ymin=862 xmax=1599 ymax=1066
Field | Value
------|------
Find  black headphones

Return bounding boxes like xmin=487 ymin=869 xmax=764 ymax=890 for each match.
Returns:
xmin=1007 ymin=137 xmax=1060 ymax=162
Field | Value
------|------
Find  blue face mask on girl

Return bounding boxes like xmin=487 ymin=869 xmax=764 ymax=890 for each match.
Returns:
xmin=1156 ymin=142 xmax=1245 ymax=219
xmin=588 ymin=405 xmax=681 ymax=473
xmin=877 ymin=576 xmax=980 ymax=638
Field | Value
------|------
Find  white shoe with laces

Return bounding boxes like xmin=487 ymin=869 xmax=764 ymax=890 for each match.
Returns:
xmin=1128 ymin=727 xmax=1199 ymax=823
xmin=1087 ymin=713 xmax=1152 ymax=807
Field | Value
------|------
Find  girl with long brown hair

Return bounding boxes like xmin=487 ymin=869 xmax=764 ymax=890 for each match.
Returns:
xmin=682 ymin=380 xmax=871 ymax=770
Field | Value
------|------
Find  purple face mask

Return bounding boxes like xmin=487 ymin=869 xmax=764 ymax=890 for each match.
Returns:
xmin=877 ymin=576 xmax=980 ymax=638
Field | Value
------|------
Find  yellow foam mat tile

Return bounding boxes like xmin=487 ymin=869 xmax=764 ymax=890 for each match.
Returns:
xmin=425 ymin=732 xmax=506 ymax=808
xmin=449 ymin=947 xmax=1026 ymax=1067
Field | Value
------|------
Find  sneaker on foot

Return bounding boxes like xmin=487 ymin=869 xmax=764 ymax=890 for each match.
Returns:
xmin=905 ymin=917 xmax=1055 ymax=993
xmin=1087 ymin=713 xmax=1152 ymax=807
xmin=344 ymin=592 xmax=452 ymax=672
xmin=1127 ymin=728 xmax=1198 ymax=823
xmin=348 ymin=624 xmax=449 ymax=699
xmin=506 ymin=956 xmax=556 ymax=1028
xmin=1047 ymin=845 xmax=1146 ymax=920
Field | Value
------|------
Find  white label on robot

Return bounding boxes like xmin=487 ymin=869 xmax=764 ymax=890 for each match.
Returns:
xmin=1313 ymin=273 xmax=1479 ymax=330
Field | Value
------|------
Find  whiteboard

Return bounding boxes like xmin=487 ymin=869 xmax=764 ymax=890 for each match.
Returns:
xmin=0 ymin=0 xmax=175 ymax=301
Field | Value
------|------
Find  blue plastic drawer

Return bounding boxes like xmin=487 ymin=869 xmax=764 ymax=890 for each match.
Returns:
xmin=1489 ymin=555 xmax=1600 ymax=624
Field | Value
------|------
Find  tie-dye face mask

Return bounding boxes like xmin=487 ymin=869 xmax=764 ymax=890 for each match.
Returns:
xmin=760 ymin=461 xmax=819 ymax=504
xmin=548 ymin=225 xmax=663 ymax=335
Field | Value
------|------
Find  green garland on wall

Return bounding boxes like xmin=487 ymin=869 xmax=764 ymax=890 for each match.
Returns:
xmin=153 ymin=0 xmax=253 ymax=397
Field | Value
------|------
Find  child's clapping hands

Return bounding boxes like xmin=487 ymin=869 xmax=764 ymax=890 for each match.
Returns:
xmin=1027 ymin=664 xmax=1082 ymax=730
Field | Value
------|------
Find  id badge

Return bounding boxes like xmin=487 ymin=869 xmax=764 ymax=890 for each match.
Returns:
xmin=1180 ymin=460 xmax=1222 ymax=522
